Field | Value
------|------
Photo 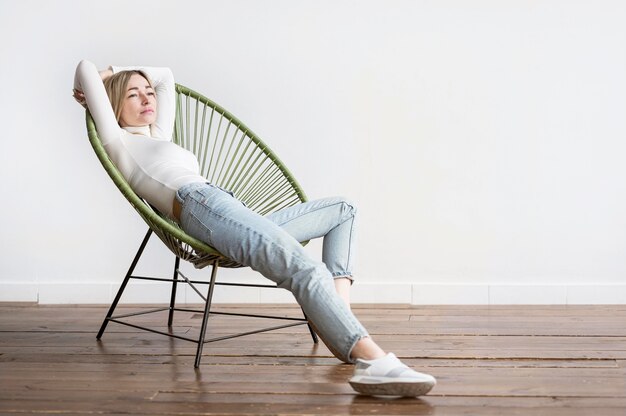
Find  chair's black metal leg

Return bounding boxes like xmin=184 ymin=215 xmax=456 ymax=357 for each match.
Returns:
xmin=194 ymin=259 xmax=219 ymax=368
xmin=167 ymin=256 xmax=181 ymax=327
xmin=301 ymin=310 xmax=319 ymax=343
xmin=97 ymin=229 xmax=153 ymax=339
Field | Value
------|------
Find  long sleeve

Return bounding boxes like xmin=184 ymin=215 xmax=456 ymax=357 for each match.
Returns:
xmin=74 ymin=60 xmax=204 ymax=219
xmin=110 ymin=65 xmax=176 ymax=140
xmin=74 ymin=59 xmax=122 ymax=145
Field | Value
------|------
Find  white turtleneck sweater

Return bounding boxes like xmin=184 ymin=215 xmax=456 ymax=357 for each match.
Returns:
xmin=74 ymin=60 xmax=206 ymax=220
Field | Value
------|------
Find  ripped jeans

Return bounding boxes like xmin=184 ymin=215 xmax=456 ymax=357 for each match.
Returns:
xmin=175 ymin=182 xmax=368 ymax=363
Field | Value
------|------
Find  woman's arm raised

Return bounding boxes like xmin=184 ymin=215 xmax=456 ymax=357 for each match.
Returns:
xmin=73 ymin=60 xmax=122 ymax=145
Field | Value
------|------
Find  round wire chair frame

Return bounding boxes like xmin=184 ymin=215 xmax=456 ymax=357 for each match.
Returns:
xmin=86 ymin=83 xmax=308 ymax=269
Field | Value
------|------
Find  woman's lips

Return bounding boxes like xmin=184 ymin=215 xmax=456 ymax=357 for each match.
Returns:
xmin=141 ymin=109 xmax=154 ymax=114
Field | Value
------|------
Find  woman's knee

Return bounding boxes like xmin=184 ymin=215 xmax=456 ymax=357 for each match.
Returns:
xmin=334 ymin=196 xmax=357 ymax=219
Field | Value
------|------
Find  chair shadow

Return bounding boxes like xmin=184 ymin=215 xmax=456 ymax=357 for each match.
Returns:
xmin=350 ymin=394 xmax=435 ymax=414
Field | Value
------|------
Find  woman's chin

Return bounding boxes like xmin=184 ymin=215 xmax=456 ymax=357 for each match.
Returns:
xmin=135 ymin=116 xmax=156 ymax=126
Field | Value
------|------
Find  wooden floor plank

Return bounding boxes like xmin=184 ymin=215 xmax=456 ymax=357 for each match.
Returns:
xmin=1 ymin=304 xmax=625 ymax=415
xmin=1 ymin=397 xmax=625 ymax=416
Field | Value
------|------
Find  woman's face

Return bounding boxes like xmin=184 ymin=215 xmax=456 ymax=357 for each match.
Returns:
xmin=119 ymin=74 xmax=157 ymax=127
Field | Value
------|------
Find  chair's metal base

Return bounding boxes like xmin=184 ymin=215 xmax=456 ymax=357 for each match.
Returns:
xmin=97 ymin=229 xmax=319 ymax=368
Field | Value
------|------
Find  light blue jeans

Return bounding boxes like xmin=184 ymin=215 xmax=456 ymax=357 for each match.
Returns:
xmin=175 ymin=182 xmax=368 ymax=363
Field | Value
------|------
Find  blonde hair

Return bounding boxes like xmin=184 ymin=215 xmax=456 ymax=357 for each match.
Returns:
xmin=103 ymin=70 xmax=153 ymax=124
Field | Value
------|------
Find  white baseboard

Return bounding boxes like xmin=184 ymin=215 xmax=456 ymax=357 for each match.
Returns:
xmin=411 ymin=284 xmax=626 ymax=305
xmin=2 ymin=282 xmax=626 ymax=305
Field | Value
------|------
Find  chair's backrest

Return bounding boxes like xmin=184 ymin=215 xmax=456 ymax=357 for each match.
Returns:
xmin=86 ymin=84 xmax=307 ymax=268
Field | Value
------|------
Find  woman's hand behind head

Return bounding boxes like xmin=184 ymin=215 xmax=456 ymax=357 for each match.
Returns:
xmin=72 ymin=88 xmax=87 ymax=109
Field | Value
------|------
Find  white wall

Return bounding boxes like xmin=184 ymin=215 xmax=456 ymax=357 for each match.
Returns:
xmin=1 ymin=0 xmax=626 ymax=304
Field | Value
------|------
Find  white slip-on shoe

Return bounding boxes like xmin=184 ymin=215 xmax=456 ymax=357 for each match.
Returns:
xmin=349 ymin=353 xmax=436 ymax=397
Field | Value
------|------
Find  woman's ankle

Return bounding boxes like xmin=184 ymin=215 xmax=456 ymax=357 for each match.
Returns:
xmin=351 ymin=336 xmax=386 ymax=361
xmin=334 ymin=277 xmax=352 ymax=307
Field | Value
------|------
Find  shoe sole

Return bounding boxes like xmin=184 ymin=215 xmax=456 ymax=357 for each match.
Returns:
xmin=349 ymin=379 xmax=435 ymax=397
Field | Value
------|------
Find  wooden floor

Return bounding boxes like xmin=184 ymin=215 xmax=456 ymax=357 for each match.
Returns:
xmin=1 ymin=303 xmax=625 ymax=415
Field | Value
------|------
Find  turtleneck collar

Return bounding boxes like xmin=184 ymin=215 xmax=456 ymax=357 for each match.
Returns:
xmin=123 ymin=125 xmax=152 ymax=136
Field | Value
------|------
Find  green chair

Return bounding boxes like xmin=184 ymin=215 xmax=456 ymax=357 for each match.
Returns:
xmin=88 ymin=84 xmax=318 ymax=367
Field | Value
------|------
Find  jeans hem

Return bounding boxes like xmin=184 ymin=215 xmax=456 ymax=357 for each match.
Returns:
xmin=332 ymin=272 xmax=353 ymax=279
xmin=345 ymin=333 xmax=369 ymax=364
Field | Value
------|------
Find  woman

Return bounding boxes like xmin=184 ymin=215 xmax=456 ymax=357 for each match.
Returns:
xmin=73 ymin=59 xmax=436 ymax=397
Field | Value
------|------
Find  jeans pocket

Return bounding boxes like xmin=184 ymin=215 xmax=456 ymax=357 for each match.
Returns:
xmin=181 ymin=201 xmax=215 ymax=247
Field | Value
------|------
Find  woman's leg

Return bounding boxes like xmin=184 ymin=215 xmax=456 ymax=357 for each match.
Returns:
xmin=266 ymin=197 xmax=357 ymax=306
xmin=177 ymin=184 xmax=366 ymax=362
xmin=266 ymin=197 xmax=357 ymax=279
xmin=334 ymin=277 xmax=351 ymax=306
xmin=176 ymin=184 xmax=436 ymax=396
